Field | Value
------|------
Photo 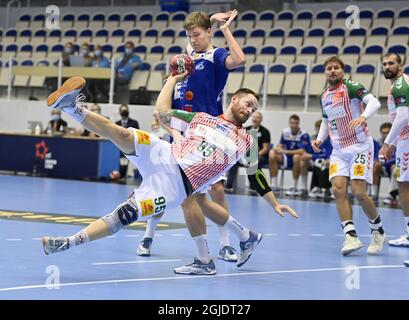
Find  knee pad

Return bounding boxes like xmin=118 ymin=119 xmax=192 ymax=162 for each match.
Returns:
xmin=102 ymin=198 xmax=138 ymax=233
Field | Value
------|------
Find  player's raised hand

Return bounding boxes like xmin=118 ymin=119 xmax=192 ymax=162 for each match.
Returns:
xmin=210 ymin=10 xmax=232 ymax=24
xmin=311 ymin=139 xmax=322 ymax=152
xmin=274 ymin=204 xmax=299 ymax=218
xmin=220 ymin=9 xmax=238 ymax=31
xmin=349 ymin=116 xmax=366 ymax=129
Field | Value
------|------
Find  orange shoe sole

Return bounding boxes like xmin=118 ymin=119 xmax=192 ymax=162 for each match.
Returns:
xmin=47 ymin=76 xmax=86 ymax=107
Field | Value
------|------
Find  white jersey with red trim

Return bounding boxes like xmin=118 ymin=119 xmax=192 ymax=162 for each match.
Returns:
xmin=320 ymin=79 xmax=372 ymax=150
xmin=170 ymin=112 xmax=253 ymax=193
xmin=387 ymin=73 xmax=409 ymax=141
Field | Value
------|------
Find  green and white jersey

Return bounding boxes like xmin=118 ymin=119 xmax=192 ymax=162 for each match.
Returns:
xmin=320 ymin=79 xmax=371 ymax=149
xmin=387 ymin=73 xmax=409 ymax=140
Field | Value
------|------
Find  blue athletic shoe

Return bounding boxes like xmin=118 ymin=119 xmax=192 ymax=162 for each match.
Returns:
xmin=47 ymin=76 xmax=86 ymax=110
xmin=174 ymin=258 xmax=216 ymax=275
xmin=42 ymin=236 xmax=70 ymax=255
xmin=237 ymin=231 xmax=263 ymax=268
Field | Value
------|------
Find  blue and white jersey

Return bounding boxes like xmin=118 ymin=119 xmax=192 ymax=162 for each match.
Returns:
xmin=172 ymin=47 xmax=230 ymax=116
xmin=279 ymin=128 xmax=312 ymax=153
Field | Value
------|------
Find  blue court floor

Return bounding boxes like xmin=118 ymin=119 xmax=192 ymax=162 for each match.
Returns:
xmin=0 ymin=174 xmax=408 ymax=300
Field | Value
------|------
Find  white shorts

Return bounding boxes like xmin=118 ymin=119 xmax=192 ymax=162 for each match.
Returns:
xmin=198 ymin=173 xmax=227 ymax=194
xmin=396 ymin=139 xmax=409 ymax=182
xmin=125 ymin=129 xmax=187 ymax=221
xmin=329 ymin=139 xmax=374 ymax=184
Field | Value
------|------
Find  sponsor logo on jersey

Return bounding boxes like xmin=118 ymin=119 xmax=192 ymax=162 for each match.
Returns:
xmin=195 ymin=62 xmax=205 ymax=71
xmin=353 ymin=164 xmax=365 ymax=176
xmin=329 ymin=163 xmax=338 ymax=176
xmin=395 ymin=96 xmax=406 ymax=105
xmin=136 ymin=130 xmax=151 ymax=145
xmin=140 ymin=199 xmax=155 ymax=217
xmin=215 ymin=123 xmax=231 ymax=134
xmin=356 ymin=88 xmax=368 ymax=97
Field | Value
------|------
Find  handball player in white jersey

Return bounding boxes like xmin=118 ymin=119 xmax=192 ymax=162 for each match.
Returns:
xmin=312 ymin=56 xmax=387 ymax=256
xmin=41 ymin=74 xmax=298 ymax=274
xmin=379 ymin=53 xmax=409 ymax=252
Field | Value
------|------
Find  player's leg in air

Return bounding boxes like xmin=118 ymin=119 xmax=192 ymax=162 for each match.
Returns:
xmin=41 ymin=76 xmax=185 ymax=255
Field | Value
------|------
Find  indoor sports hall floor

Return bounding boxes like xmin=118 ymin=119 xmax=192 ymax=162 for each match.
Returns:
xmin=0 ymin=174 xmax=407 ymax=300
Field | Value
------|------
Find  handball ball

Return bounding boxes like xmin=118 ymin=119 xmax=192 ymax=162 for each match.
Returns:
xmin=169 ymin=54 xmax=194 ymax=77
xmin=110 ymin=170 xmax=121 ymax=181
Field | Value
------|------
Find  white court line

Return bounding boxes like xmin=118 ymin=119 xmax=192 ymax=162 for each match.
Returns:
xmin=170 ymin=234 xmax=185 ymax=236
xmin=263 ymin=233 xmax=278 ymax=236
xmin=92 ymin=259 xmax=182 ymax=266
xmin=288 ymin=234 xmax=301 ymax=236
xmin=6 ymin=239 xmax=22 ymax=241
xmin=0 ymin=264 xmax=403 ymax=292
xmin=124 ymin=235 xmax=140 ymax=237
xmin=32 ymin=238 xmax=42 ymax=241
xmin=107 ymin=236 xmax=117 ymax=238
xmin=311 ymin=234 xmax=325 ymax=236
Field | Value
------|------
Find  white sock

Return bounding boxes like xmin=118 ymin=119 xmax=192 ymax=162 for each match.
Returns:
xmin=218 ymin=225 xmax=230 ymax=248
xmin=405 ymin=217 xmax=409 ymax=235
xmin=371 ymin=185 xmax=379 ymax=197
xmin=301 ymin=174 xmax=308 ymax=190
xmin=193 ymin=234 xmax=211 ymax=264
xmin=68 ymin=230 xmax=89 ymax=246
xmin=224 ymin=216 xmax=250 ymax=242
xmin=64 ymin=103 xmax=89 ymax=123
xmin=293 ymin=178 xmax=299 ymax=189
xmin=271 ymin=177 xmax=278 ymax=188
xmin=144 ymin=217 xmax=160 ymax=239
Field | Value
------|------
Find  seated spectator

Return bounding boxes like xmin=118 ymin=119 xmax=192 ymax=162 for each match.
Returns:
xmin=89 ymin=45 xmax=110 ymax=103
xmin=61 ymin=42 xmax=75 ymax=66
xmin=44 ymin=109 xmax=67 ymax=136
xmin=115 ymin=105 xmax=139 ymax=180
xmin=268 ymin=114 xmax=312 ymax=197
xmin=114 ymin=41 xmax=142 ymax=104
xmin=308 ymin=119 xmax=333 ymax=199
xmin=79 ymin=42 xmax=93 ymax=67
xmin=225 ymin=111 xmax=271 ymax=194
xmin=372 ymin=122 xmax=399 ymax=205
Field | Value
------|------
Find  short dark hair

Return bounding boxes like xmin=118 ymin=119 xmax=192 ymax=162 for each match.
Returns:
xmin=324 ymin=56 xmax=345 ymax=70
xmin=289 ymin=114 xmax=300 ymax=122
xmin=380 ymin=122 xmax=392 ymax=131
xmin=383 ymin=52 xmax=402 ymax=64
xmin=233 ymin=88 xmax=259 ymax=101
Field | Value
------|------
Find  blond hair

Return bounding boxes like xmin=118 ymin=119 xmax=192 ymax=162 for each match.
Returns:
xmin=183 ymin=12 xmax=211 ymax=30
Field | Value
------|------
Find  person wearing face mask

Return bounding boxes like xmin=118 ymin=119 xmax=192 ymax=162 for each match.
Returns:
xmin=79 ymin=42 xmax=93 ymax=67
xmin=115 ymin=104 xmax=139 ymax=180
xmin=89 ymin=45 xmax=110 ymax=103
xmin=114 ymin=41 xmax=142 ymax=104
xmin=44 ymin=109 xmax=67 ymax=135
xmin=61 ymin=42 xmax=75 ymax=67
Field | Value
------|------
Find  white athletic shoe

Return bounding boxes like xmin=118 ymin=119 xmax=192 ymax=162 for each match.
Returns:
xmin=341 ymin=234 xmax=364 ymax=256
xmin=285 ymin=188 xmax=301 ymax=197
xmin=137 ymin=237 xmax=153 ymax=256
xmin=367 ymin=231 xmax=387 ymax=255
xmin=308 ymin=187 xmax=321 ymax=198
xmin=42 ymin=236 xmax=70 ymax=255
xmin=388 ymin=234 xmax=409 ymax=247
xmin=47 ymin=76 xmax=86 ymax=110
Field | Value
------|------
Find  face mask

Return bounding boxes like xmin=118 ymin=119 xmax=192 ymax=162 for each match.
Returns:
xmin=120 ymin=111 xmax=129 ymax=118
xmin=65 ymin=47 xmax=73 ymax=54
xmin=51 ymin=114 xmax=60 ymax=121
xmin=124 ymin=48 xmax=133 ymax=55
xmin=95 ymin=50 xmax=101 ymax=57
xmin=80 ymin=49 xmax=88 ymax=57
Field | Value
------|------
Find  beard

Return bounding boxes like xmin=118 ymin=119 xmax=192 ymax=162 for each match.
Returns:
xmin=328 ymin=78 xmax=342 ymax=86
xmin=383 ymin=70 xmax=397 ymax=79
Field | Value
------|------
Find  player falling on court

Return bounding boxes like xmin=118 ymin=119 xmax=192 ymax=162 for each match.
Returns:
xmin=140 ymin=9 xmax=248 ymax=265
xmin=379 ymin=53 xmax=409 ymax=249
xmin=41 ymin=75 xmax=298 ymax=274
xmin=311 ymin=56 xmax=387 ymax=256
